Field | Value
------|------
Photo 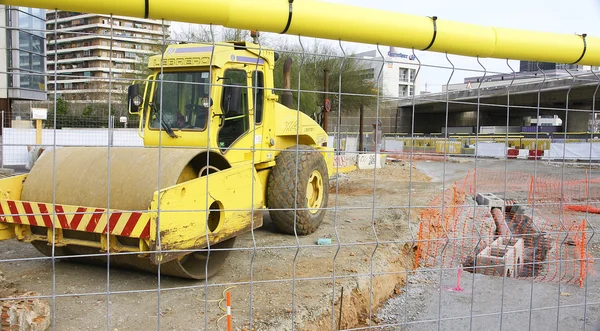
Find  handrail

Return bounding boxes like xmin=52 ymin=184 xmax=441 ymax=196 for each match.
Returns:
xmin=2 ymin=0 xmax=599 ymax=65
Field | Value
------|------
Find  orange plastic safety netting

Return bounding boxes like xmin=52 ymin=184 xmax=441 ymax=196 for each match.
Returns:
xmin=416 ymin=169 xmax=594 ymax=287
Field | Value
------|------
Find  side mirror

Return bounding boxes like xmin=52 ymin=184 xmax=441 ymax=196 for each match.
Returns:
xmin=128 ymin=84 xmax=144 ymax=114
xmin=222 ymin=84 xmax=242 ymax=116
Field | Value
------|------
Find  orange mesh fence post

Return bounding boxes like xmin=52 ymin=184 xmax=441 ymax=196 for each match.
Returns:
xmin=528 ymin=175 xmax=534 ymax=204
xmin=462 ymin=170 xmax=470 ymax=191
xmin=453 ymin=182 xmax=458 ymax=232
xmin=580 ymin=219 xmax=587 ymax=288
xmin=416 ymin=222 xmax=423 ymax=269
xmin=472 ymin=168 xmax=476 ymax=195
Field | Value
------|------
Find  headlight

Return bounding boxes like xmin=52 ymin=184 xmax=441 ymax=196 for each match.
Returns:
xmin=132 ymin=95 xmax=143 ymax=107
xmin=201 ymin=97 xmax=210 ymax=108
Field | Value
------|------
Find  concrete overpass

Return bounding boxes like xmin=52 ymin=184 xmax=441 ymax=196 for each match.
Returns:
xmin=396 ymin=72 xmax=600 ymax=134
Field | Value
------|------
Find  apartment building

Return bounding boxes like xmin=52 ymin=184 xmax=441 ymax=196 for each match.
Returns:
xmin=46 ymin=11 xmax=169 ymax=102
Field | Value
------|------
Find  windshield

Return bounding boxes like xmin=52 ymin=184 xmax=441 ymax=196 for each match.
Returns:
xmin=150 ymin=71 xmax=210 ymax=131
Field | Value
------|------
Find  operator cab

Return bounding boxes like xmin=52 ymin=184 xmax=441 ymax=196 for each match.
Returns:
xmin=127 ymin=42 xmax=271 ymax=162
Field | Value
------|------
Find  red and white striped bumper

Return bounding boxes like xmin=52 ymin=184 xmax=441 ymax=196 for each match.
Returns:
xmin=0 ymin=200 xmax=151 ymax=239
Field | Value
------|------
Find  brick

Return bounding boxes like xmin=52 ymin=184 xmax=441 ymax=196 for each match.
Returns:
xmin=0 ymin=292 xmax=51 ymax=331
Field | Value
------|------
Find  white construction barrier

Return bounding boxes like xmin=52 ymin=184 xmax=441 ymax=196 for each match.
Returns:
xmin=518 ymin=149 xmax=530 ymax=159
xmin=3 ymin=128 xmax=143 ymax=166
xmin=383 ymin=138 xmax=404 ymax=153
xmin=475 ymin=142 xmax=506 ymax=158
xmin=549 ymin=143 xmax=600 ymax=160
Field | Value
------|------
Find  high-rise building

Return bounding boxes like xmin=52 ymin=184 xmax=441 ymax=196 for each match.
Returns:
xmin=356 ymin=48 xmax=421 ymax=99
xmin=0 ymin=5 xmax=47 ymax=119
xmin=45 ymin=11 xmax=169 ymax=102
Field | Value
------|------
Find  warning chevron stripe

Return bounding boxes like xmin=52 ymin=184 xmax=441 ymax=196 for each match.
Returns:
xmin=0 ymin=200 xmax=151 ymax=239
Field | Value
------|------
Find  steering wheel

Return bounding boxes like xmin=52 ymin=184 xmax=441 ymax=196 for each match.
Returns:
xmin=185 ymin=104 xmax=207 ymax=114
xmin=185 ymin=104 xmax=208 ymax=128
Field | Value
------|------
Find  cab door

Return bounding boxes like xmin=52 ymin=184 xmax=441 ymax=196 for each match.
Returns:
xmin=217 ymin=66 xmax=270 ymax=166
xmin=218 ymin=68 xmax=251 ymax=151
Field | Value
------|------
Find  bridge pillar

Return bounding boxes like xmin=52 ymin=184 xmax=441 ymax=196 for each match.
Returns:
xmin=395 ymin=107 xmax=413 ymax=134
xmin=566 ymin=111 xmax=590 ymax=133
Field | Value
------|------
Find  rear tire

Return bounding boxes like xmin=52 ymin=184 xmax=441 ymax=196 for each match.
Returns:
xmin=267 ymin=145 xmax=329 ymax=235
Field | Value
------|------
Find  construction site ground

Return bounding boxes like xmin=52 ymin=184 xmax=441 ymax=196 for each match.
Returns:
xmin=0 ymin=159 xmax=599 ymax=330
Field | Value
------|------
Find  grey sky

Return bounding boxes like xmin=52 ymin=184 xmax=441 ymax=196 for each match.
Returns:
xmin=171 ymin=0 xmax=600 ymax=92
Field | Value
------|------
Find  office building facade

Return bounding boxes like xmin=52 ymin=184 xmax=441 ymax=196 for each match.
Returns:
xmin=0 ymin=5 xmax=47 ymax=118
xmin=356 ymin=48 xmax=421 ymax=99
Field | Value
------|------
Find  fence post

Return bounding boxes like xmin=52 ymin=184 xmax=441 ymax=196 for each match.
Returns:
xmin=585 ymin=170 xmax=589 ymax=200
xmin=1 ymin=110 xmax=3 ymax=169
xmin=579 ymin=219 xmax=587 ymax=288
xmin=528 ymin=175 xmax=534 ymax=204
xmin=415 ymin=222 xmax=423 ymax=269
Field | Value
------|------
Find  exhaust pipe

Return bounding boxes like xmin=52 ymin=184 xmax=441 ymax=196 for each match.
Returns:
xmin=282 ymin=57 xmax=294 ymax=109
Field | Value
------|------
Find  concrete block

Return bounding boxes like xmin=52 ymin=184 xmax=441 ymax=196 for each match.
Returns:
xmin=476 ymin=245 xmax=516 ymax=277
xmin=357 ymin=153 xmax=383 ymax=170
xmin=475 ymin=193 xmax=505 ymax=211
xmin=333 ymin=154 xmax=357 ymax=168
xmin=490 ymin=237 xmax=524 ymax=275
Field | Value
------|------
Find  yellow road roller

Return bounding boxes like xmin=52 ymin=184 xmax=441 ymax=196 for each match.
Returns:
xmin=0 ymin=42 xmax=333 ymax=279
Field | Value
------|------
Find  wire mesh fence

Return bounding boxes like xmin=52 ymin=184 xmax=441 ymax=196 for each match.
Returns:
xmin=0 ymin=3 xmax=599 ymax=331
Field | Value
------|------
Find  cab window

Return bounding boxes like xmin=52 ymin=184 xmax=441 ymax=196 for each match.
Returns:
xmin=252 ymin=71 xmax=264 ymax=124
xmin=218 ymin=69 xmax=249 ymax=149
xmin=150 ymin=71 xmax=210 ymax=131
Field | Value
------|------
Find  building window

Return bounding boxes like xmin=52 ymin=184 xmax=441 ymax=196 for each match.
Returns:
xmin=399 ymin=68 xmax=408 ymax=82
xmin=18 ymin=10 xmax=45 ymax=36
xmin=83 ymin=50 xmax=91 ymax=57
xmin=409 ymin=69 xmax=416 ymax=83
xmin=398 ymin=85 xmax=407 ymax=97
xmin=361 ymin=68 xmax=375 ymax=80
xmin=18 ymin=31 xmax=44 ymax=53
xmin=124 ymin=52 xmax=136 ymax=59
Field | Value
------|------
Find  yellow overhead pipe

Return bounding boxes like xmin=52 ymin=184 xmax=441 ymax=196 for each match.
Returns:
xmin=3 ymin=0 xmax=599 ymax=65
